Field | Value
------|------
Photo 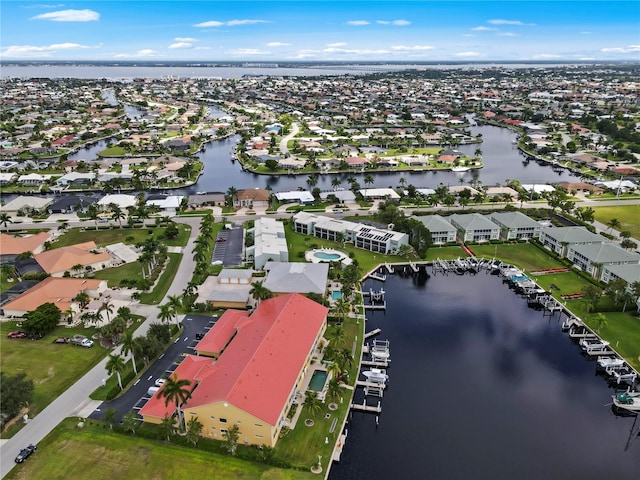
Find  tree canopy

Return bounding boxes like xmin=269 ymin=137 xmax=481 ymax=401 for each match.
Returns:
xmin=0 ymin=372 xmax=35 ymax=421
xmin=23 ymin=302 xmax=61 ymax=335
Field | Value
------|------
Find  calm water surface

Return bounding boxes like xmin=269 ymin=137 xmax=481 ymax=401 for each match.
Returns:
xmin=329 ymin=272 xmax=639 ymax=480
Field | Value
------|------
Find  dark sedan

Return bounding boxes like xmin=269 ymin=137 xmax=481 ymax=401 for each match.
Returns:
xmin=15 ymin=444 xmax=36 ymax=463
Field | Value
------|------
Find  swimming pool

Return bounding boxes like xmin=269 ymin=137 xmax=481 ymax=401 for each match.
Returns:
xmin=314 ymin=252 xmax=342 ymax=261
xmin=331 ymin=290 xmax=342 ymax=301
xmin=308 ymin=370 xmax=328 ymax=391
xmin=305 ymin=248 xmax=350 ymax=264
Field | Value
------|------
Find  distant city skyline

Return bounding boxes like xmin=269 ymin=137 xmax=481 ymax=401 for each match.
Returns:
xmin=1 ymin=1 xmax=638 ymax=62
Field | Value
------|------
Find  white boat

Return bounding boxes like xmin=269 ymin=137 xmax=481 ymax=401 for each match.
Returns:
xmin=451 ymin=166 xmax=470 ymax=172
xmin=362 ymin=368 xmax=388 ymax=384
xmin=597 ymin=356 xmax=625 ymax=370
xmin=371 ymin=349 xmax=390 ymax=361
xmin=579 ymin=337 xmax=610 ymax=353
xmin=612 ymin=390 xmax=640 ymax=412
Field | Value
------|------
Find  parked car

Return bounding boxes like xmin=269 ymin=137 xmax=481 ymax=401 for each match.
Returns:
xmin=15 ymin=444 xmax=36 ymax=463
xmin=70 ymin=335 xmax=94 ymax=348
xmin=154 ymin=378 xmax=166 ymax=387
xmin=53 ymin=337 xmax=71 ymax=344
xmin=7 ymin=331 xmax=27 ymax=339
xmin=147 ymin=386 xmax=160 ymax=396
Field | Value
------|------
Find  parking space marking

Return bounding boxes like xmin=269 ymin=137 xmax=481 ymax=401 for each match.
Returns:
xmin=134 ymin=379 xmax=141 ymax=386
xmin=147 ymin=375 xmax=153 ymax=380
xmin=159 ymin=353 xmax=165 ymax=359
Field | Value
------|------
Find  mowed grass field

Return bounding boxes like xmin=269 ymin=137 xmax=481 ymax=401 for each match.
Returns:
xmin=592 ymin=204 xmax=640 ymax=238
xmin=470 ymin=243 xmax=560 ymax=272
xmin=0 ymin=322 xmax=104 ymax=437
xmin=53 ymin=224 xmax=190 ymax=248
xmin=6 ymin=419 xmax=315 ymax=480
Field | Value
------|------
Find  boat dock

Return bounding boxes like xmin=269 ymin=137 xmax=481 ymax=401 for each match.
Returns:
xmin=368 ymin=272 xmax=387 ymax=282
xmin=361 ymin=359 xmax=389 ymax=368
xmin=332 ymin=431 xmax=348 ymax=462
xmin=350 ymin=400 xmax=382 ymax=413
xmin=364 ymin=328 xmax=382 ymax=339
xmin=356 ymin=380 xmax=387 ymax=389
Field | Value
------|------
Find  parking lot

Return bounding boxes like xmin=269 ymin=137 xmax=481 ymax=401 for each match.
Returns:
xmin=211 ymin=224 xmax=243 ymax=267
xmin=89 ymin=314 xmax=216 ymax=422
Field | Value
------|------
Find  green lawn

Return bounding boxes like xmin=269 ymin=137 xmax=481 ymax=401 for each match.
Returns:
xmin=470 ymin=243 xmax=561 ymax=272
xmin=6 ymin=419 xmax=315 ymax=480
xmin=592 ymin=205 xmax=640 ymax=238
xmin=0 ymin=322 xmax=105 ymax=438
xmin=582 ymin=311 xmax=640 ymax=371
xmin=425 ymin=245 xmax=466 ymax=260
xmin=54 ymin=224 xmax=190 ymax=248
xmin=534 ymin=272 xmax=595 ymax=298
xmin=93 ymin=261 xmax=144 ymax=287
xmin=139 ymin=253 xmax=181 ymax=304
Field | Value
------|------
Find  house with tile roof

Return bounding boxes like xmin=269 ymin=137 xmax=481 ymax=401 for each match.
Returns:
xmin=233 ymin=189 xmax=270 ymax=209
xmin=0 ymin=232 xmax=50 ymax=263
xmin=34 ymin=242 xmax=111 ymax=277
xmin=139 ymin=293 xmax=328 ymax=447
xmin=262 ymin=262 xmax=329 ymax=296
xmin=1 ymin=277 xmax=106 ymax=318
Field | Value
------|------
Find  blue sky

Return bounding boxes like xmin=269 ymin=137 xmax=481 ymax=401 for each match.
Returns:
xmin=1 ymin=1 xmax=638 ymax=61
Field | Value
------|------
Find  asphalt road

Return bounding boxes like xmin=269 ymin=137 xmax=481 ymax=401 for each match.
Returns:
xmin=89 ymin=315 xmax=216 ymax=423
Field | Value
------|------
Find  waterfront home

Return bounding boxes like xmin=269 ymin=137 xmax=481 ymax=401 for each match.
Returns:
xmin=0 ymin=196 xmax=53 ymax=214
xmin=34 ymin=242 xmax=111 ymax=277
xmin=600 ymin=263 xmax=640 ymax=289
xmin=274 ymin=190 xmax=315 ymax=205
xmin=97 ymin=194 xmax=137 ymax=209
xmin=359 ymin=188 xmax=401 ymax=200
xmin=234 ymin=189 xmax=270 ymax=209
xmin=262 ymin=261 xmax=329 ymax=296
xmin=0 ymin=172 xmax=18 ymax=185
xmin=0 ymin=232 xmax=50 ymax=264
xmin=292 ymin=212 xmax=409 ymax=254
xmin=489 ymin=212 xmax=542 ymax=240
xmin=146 ymin=194 xmax=184 ymax=214
xmin=319 ymin=189 xmax=356 ymax=204
xmin=413 ymin=214 xmax=457 ymax=244
xmin=1 ymin=277 xmax=107 ymax=318
xmin=246 ymin=217 xmax=288 ymax=269
xmin=566 ymin=243 xmax=640 ymax=281
xmin=539 ymin=226 xmax=603 ymax=257
xmin=47 ymin=195 xmax=100 ymax=214
xmin=18 ymin=173 xmax=49 ymax=186
xmin=448 ymin=213 xmax=500 ymax=243
xmin=56 ymin=172 xmax=96 ymax=187
xmin=140 ymin=293 xmax=328 ymax=448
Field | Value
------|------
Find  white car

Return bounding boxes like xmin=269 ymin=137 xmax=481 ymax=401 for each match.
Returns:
xmin=154 ymin=378 xmax=166 ymax=387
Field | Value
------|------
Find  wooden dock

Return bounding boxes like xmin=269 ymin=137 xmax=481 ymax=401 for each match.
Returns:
xmin=364 ymin=328 xmax=381 ymax=339
xmin=332 ymin=432 xmax=347 ymax=462
xmin=361 ymin=359 xmax=389 ymax=368
xmin=350 ymin=400 xmax=382 ymax=413
xmin=364 ymin=302 xmax=386 ymax=310
xmin=368 ymin=272 xmax=387 ymax=282
xmin=356 ymin=380 xmax=387 ymax=389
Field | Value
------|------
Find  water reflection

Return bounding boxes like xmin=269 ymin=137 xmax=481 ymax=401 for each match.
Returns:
xmin=329 ymin=272 xmax=639 ymax=480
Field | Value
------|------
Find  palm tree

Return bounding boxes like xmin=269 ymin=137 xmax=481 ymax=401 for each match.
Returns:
xmin=332 ymin=297 xmax=350 ymax=324
xmin=186 ymin=416 xmax=203 ymax=446
xmin=0 ymin=213 xmax=13 ymax=232
xmin=249 ymin=280 xmax=273 ymax=305
xmin=121 ymin=411 xmax=139 ymax=435
xmin=223 ymin=424 xmax=240 ymax=455
xmin=364 ymin=173 xmax=374 ymax=197
xmin=331 ymin=177 xmax=342 ymax=191
xmin=109 ymin=203 xmax=125 ymax=228
xmin=303 ymin=391 xmax=323 ymax=418
xmin=326 ymin=378 xmax=343 ymax=403
xmin=102 ymin=408 xmax=119 ymax=429
xmin=120 ymin=330 xmax=138 ymax=375
xmin=99 ymin=299 xmax=114 ymax=323
xmin=159 ymin=303 xmax=174 ymax=325
xmin=167 ymin=294 xmax=182 ymax=322
xmin=594 ymin=313 xmax=608 ymax=333
xmin=607 ymin=218 xmax=621 ymax=235
xmin=106 ymin=353 xmax=126 ymax=390
xmin=160 ymin=374 xmax=192 ymax=433
xmin=160 ymin=414 xmax=174 ymax=442
xmin=226 ymin=186 xmax=238 ymax=207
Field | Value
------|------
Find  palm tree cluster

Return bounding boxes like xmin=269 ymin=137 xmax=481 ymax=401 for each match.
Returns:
xmin=160 ymin=374 xmax=193 ymax=433
xmin=249 ymin=280 xmax=273 ymax=306
xmin=192 ymin=212 xmax=215 ymax=283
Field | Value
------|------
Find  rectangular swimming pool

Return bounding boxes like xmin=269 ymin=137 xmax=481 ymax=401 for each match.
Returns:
xmin=331 ymin=290 xmax=342 ymax=301
xmin=308 ymin=370 xmax=328 ymax=391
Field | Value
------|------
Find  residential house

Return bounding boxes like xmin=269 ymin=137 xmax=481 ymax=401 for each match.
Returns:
xmin=0 ymin=196 xmax=53 ymax=214
xmin=1 ymin=277 xmax=107 ymax=318
xmin=262 ymin=262 xmax=329 ymax=296
xmin=140 ymin=293 xmax=328 ymax=448
xmin=34 ymin=242 xmax=111 ymax=277
xmin=448 ymin=213 xmax=500 ymax=242
xmin=567 ymin=243 xmax=640 ymax=281
xmin=489 ymin=212 xmax=542 ymax=240
xmin=0 ymin=232 xmax=50 ymax=264
xmin=600 ymin=263 xmax=640 ymax=289
xmin=539 ymin=226 xmax=603 ymax=257
xmin=234 ymin=189 xmax=270 ymax=209
xmin=246 ymin=217 xmax=288 ymax=269
xmin=274 ymin=191 xmax=315 ymax=205
xmin=413 ymin=214 xmax=457 ymax=244
xmin=56 ymin=172 xmax=96 ymax=187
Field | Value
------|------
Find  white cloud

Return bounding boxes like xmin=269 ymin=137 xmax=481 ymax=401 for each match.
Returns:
xmin=323 ymin=47 xmax=390 ymax=55
xmin=376 ymin=19 xmax=410 ymax=26
xmin=193 ymin=20 xmax=224 ymax=27
xmin=455 ymin=51 xmax=481 ymax=57
xmin=30 ymin=9 xmax=99 ymax=22
xmin=326 ymin=42 xmax=347 ymax=47
xmin=580 ymin=32 xmax=592 ymax=35
xmin=175 ymin=37 xmax=197 ymax=43
xmin=488 ymin=19 xmax=534 ymax=26
xmin=169 ymin=42 xmax=193 ymax=49
xmin=600 ymin=45 xmax=640 ymax=53
xmin=472 ymin=26 xmax=496 ymax=31
xmin=391 ymin=45 xmax=435 ymax=51
xmin=496 ymin=32 xmax=519 ymax=37
xmin=347 ymin=20 xmax=370 ymax=26
xmin=2 ymin=42 xmax=92 ymax=57
xmin=226 ymin=48 xmax=270 ymax=55
xmin=266 ymin=42 xmax=291 ymax=47
xmin=194 ymin=19 xmax=268 ymax=28
xmin=532 ymin=53 xmax=562 ymax=59
xmin=24 ymin=4 xmax=65 ymax=8
xmin=114 ymin=49 xmax=160 ymax=58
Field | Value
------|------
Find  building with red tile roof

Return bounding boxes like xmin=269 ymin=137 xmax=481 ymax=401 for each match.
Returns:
xmin=1 ymin=277 xmax=106 ymax=318
xmin=34 ymin=242 xmax=111 ymax=277
xmin=0 ymin=232 xmax=50 ymax=261
xmin=139 ymin=293 xmax=328 ymax=447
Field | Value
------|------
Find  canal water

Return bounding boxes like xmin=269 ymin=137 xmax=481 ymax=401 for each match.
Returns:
xmin=329 ymin=272 xmax=639 ymax=480
xmin=68 ymin=122 xmax=580 ymax=195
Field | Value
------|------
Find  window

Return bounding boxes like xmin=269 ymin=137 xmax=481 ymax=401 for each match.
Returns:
xmin=219 ymin=418 xmax=227 ymax=423
xmin=255 ymin=423 xmax=263 ymax=427
xmin=220 ymin=429 xmax=227 ymax=434
xmin=256 ymin=434 xmax=263 ymax=438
